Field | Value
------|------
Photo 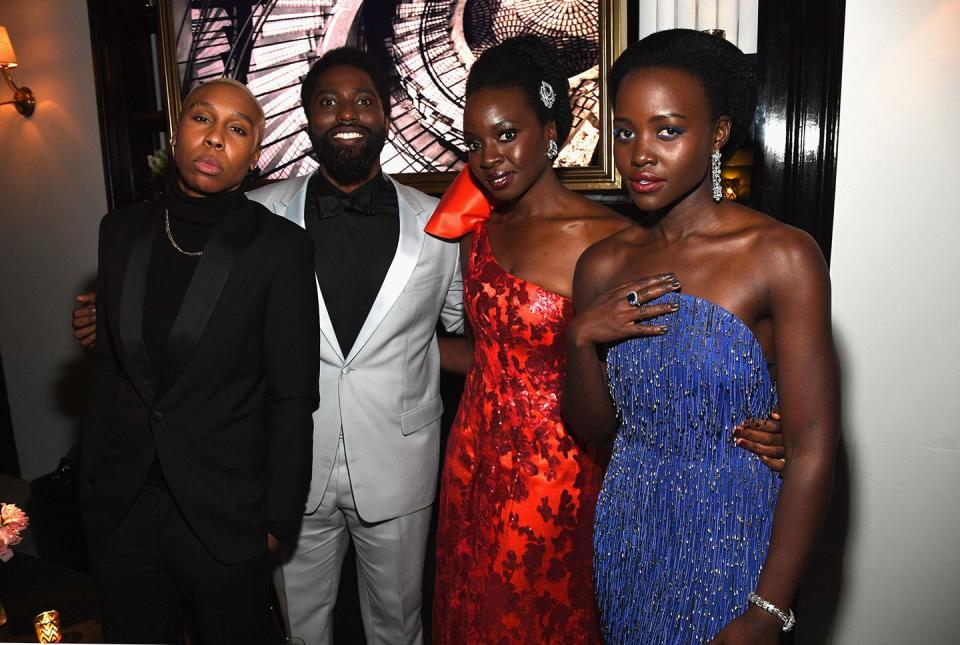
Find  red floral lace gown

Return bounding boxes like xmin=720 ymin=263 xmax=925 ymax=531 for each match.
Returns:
xmin=433 ymin=224 xmax=603 ymax=644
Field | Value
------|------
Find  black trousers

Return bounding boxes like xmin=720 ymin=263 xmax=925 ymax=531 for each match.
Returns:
xmin=88 ymin=477 xmax=278 ymax=644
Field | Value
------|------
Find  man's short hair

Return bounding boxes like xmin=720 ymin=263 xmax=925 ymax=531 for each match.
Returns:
xmin=300 ymin=47 xmax=392 ymax=122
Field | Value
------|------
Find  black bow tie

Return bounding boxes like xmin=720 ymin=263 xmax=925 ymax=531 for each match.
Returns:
xmin=316 ymin=191 xmax=376 ymax=219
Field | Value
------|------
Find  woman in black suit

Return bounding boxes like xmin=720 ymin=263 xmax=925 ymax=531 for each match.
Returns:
xmin=80 ymin=79 xmax=320 ymax=644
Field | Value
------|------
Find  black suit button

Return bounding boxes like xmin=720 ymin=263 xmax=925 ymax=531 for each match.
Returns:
xmin=151 ymin=410 xmax=163 ymax=422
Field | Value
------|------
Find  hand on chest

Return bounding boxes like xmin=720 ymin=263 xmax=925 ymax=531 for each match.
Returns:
xmin=616 ymin=243 xmax=771 ymax=347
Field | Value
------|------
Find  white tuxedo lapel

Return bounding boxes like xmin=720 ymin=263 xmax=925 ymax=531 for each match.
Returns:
xmin=259 ymin=174 xmax=345 ymax=363
xmin=345 ymin=177 xmax=428 ymax=364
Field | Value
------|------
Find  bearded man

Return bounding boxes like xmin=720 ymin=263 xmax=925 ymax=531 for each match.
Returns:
xmin=245 ymin=48 xmax=463 ymax=645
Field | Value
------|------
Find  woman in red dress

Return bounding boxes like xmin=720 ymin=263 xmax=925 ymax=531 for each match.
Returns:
xmin=429 ymin=36 xmax=631 ymax=644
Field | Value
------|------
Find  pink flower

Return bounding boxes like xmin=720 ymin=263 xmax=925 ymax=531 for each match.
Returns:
xmin=0 ymin=503 xmax=28 ymax=532
xmin=0 ymin=503 xmax=28 ymax=558
xmin=0 ymin=525 xmax=21 ymax=548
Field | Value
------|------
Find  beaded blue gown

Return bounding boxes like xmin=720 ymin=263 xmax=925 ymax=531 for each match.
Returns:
xmin=593 ymin=292 xmax=780 ymax=644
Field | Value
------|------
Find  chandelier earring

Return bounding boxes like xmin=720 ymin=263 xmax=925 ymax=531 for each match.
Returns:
xmin=711 ymin=149 xmax=723 ymax=202
xmin=547 ymin=139 xmax=559 ymax=161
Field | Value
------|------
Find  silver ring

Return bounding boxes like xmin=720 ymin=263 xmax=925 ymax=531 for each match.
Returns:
xmin=625 ymin=291 xmax=640 ymax=307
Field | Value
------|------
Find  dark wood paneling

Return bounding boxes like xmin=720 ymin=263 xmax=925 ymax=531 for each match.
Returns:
xmin=754 ymin=0 xmax=846 ymax=263
xmin=88 ymin=0 xmax=168 ymax=210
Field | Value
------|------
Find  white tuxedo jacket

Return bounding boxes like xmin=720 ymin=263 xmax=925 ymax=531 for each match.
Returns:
xmin=247 ymin=174 xmax=463 ymax=522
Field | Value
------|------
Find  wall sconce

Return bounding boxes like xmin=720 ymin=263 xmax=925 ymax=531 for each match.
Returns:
xmin=0 ymin=26 xmax=35 ymax=117
xmin=722 ymin=176 xmax=740 ymax=201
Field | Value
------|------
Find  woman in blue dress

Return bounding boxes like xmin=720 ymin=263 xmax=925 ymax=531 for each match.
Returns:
xmin=563 ymin=30 xmax=839 ymax=644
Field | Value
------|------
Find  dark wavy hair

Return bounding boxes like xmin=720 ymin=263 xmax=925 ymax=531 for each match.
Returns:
xmin=465 ymin=36 xmax=573 ymax=147
xmin=300 ymin=47 xmax=392 ymax=121
xmin=609 ymin=29 xmax=758 ymax=160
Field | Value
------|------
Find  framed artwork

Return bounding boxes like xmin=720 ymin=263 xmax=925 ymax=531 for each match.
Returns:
xmin=157 ymin=0 xmax=625 ymax=193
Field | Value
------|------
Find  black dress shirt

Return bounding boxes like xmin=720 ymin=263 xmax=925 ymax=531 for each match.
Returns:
xmin=304 ymin=171 xmax=400 ymax=355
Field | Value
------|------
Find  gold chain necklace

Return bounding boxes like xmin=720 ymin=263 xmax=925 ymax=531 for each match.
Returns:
xmin=164 ymin=208 xmax=203 ymax=257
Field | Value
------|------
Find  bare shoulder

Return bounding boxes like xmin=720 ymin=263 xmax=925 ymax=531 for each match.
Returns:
xmin=574 ymin=224 xmax=639 ymax=291
xmin=731 ymin=204 xmax=829 ymax=284
xmin=557 ymin=192 xmax=633 ymax=244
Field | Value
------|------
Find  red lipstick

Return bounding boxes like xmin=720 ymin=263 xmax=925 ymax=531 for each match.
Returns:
xmin=628 ymin=172 xmax=666 ymax=194
xmin=485 ymin=170 xmax=515 ymax=191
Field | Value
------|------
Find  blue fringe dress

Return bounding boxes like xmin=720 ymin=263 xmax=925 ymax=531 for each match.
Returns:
xmin=593 ymin=293 xmax=780 ymax=644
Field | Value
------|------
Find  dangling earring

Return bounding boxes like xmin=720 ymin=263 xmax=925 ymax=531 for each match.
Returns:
xmin=546 ymin=139 xmax=559 ymax=161
xmin=711 ymin=149 xmax=722 ymax=202
xmin=168 ymin=137 xmax=176 ymax=154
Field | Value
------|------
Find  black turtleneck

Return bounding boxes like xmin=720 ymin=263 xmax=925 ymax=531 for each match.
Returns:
xmin=143 ymin=172 xmax=246 ymax=396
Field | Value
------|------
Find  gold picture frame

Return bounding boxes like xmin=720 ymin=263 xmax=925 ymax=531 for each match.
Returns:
xmin=157 ymin=1 xmax=625 ymax=194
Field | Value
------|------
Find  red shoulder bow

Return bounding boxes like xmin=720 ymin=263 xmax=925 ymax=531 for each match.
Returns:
xmin=424 ymin=168 xmax=492 ymax=239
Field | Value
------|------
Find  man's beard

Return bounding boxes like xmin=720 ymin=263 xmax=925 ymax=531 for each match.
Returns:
xmin=310 ymin=126 xmax=388 ymax=185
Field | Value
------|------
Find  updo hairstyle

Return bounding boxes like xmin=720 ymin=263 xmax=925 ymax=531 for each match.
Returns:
xmin=465 ymin=35 xmax=573 ymax=147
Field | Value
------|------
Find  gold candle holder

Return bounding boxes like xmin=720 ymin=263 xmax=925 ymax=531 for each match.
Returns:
xmin=33 ymin=610 xmax=62 ymax=643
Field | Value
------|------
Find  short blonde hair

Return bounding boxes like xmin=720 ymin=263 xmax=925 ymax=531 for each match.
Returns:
xmin=180 ymin=78 xmax=266 ymax=146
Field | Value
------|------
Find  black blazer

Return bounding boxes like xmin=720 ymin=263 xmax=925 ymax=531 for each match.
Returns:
xmin=80 ymin=196 xmax=320 ymax=563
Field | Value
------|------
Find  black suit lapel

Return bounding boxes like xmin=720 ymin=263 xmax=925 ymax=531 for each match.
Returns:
xmin=158 ymin=199 xmax=256 ymax=400
xmin=118 ymin=205 xmax=161 ymax=404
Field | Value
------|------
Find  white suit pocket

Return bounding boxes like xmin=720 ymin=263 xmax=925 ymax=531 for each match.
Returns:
xmin=399 ymin=395 xmax=444 ymax=435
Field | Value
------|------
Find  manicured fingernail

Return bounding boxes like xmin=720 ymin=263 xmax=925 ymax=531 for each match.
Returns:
xmin=671 ymin=279 xmax=680 ymax=288
xmin=670 ymin=303 xmax=680 ymax=311
xmin=735 ymin=438 xmax=744 ymax=446
xmin=658 ymin=326 xmax=669 ymax=333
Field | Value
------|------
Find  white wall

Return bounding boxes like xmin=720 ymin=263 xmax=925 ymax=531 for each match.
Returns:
xmin=0 ymin=1 xmax=106 ymax=479
xmin=796 ymin=1 xmax=960 ymax=643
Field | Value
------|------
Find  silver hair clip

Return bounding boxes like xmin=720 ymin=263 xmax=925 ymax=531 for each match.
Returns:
xmin=539 ymin=81 xmax=556 ymax=109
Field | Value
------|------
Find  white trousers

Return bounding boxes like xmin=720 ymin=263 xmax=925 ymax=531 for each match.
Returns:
xmin=280 ymin=436 xmax=432 ymax=645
